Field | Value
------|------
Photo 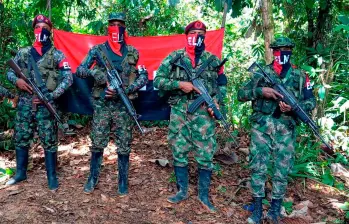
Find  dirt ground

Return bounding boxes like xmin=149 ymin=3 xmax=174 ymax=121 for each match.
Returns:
xmin=0 ymin=126 xmax=347 ymax=224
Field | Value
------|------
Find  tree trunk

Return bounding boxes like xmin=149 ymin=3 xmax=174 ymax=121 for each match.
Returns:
xmin=306 ymin=7 xmax=315 ymax=50
xmin=314 ymin=0 xmax=333 ymax=48
xmin=313 ymin=0 xmax=334 ymax=118
xmin=260 ymin=0 xmax=274 ymax=64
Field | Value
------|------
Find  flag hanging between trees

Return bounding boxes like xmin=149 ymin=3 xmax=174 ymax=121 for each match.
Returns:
xmin=54 ymin=28 xmax=224 ymax=120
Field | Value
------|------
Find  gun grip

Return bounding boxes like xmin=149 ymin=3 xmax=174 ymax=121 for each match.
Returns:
xmin=32 ymin=96 xmax=38 ymax=112
xmin=212 ymin=106 xmax=223 ymax=120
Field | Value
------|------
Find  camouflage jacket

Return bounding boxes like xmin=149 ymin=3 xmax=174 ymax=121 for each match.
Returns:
xmin=238 ymin=64 xmax=316 ymax=125
xmin=7 ymin=46 xmax=73 ymax=106
xmin=154 ymin=49 xmax=227 ymax=113
xmin=76 ymin=42 xmax=148 ymax=99
xmin=0 ymin=85 xmax=14 ymax=99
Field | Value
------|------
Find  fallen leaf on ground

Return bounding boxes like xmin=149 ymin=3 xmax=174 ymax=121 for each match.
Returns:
xmin=43 ymin=206 xmax=55 ymax=213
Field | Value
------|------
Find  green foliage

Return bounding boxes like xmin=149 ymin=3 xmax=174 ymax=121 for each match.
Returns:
xmin=68 ymin=114 xmax=91 ymax=127
xmin=168 ymin=171 xmax=176 ymax=183
xmin=282 ymin=201 xmax=293 ymax=214
xmin=214 ymin=163 xmax=223 ymax=177
xmin=217 ymin=185 xmax=227 ymax=194
xmin=0 ymin=0 xmax=347 ymax=195
xmin=0 ymin=167 xmax=14 ymax=178
xmin=262 ymin=198 xmax=270 ymax=206
xmin=0 ymin=100 xmax=16 ymax=130
xmin=141 ymin=120 xmax=169 ymax=128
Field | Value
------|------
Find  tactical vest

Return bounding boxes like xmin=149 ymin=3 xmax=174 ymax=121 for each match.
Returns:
xmin=18 ymin=46 xmax=58 ymax=92
xmin=252 ymin=65 xmax=305 ymax=115
xmin=92 ymin=44 xmax=138 ymax=98
xmin=165 ymin=49 xmax=220 ymax=105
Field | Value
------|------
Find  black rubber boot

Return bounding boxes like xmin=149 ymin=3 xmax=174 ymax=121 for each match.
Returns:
xmin=84 ymin=151 xmax=103 ymax=193
xmin=117 ymin=153 xmax=129 ymax=196
xmin=266 ymin=198 xmax=283 ymax=223
xmin=44 ymin=151 xmax=59 ymax=191
xmin=198 ymin=169 xmax=216 ymax=212
xmin=247 ymin=197 xmax=263 ymax=224
xmin=6 ymin=148 xmax=29 ymax=185
xmin=167 ymin=166 xmax=189 ymax=203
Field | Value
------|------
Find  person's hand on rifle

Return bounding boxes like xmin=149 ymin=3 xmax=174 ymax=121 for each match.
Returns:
xmin=179 ymin=81 xmax=201 ymax=94
xmin=32 ymin=92 xmax=53 ymax=105
xmin=279 ymin=101 xmax=292 ymax=112
xmin=32 ymin=97 xmax=43 ymax=105
xmin=262 ymin=87 xmax=283 ymax=100
xmin=16 ymin=79 xmax=32 ymax=94
xmin=207 ymin=100 xmax=219 ymax=118
xmin=105 ymin=87 xmax=116 ymax=98
xmin=105 ymin=81 xmax=116 ymax=98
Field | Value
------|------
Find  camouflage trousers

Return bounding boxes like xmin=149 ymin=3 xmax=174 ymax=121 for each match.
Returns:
xmin=168 ymin=104 xmax=217 ymax=170
xmin=14 ymin=103 xmax=58 ymax=151
xmin=249 ymin=115 xmax=295 ymax=199
xmin=90 ymin=98 xmax=133 ymax=155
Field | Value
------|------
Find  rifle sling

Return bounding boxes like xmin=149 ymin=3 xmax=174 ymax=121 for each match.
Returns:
xmin=28 ymin=53 xmax=45 ymax=87
xmin=176 ymin=55 xmax=216 ymax=80
xmin=99 ymin=45 xmax=120 ymax=72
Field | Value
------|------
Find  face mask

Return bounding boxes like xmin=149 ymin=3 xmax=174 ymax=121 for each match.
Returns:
xmin=34 ymin=28 xmax=51 ymax=45
xmin=108 ymin=26 xmax=125 ymax=43
xmin=274 ymin=50 xmax=292 ymax=65
xmin=107 ymin=26 xmax=126 ymax=56
xmin=185 ymin=33 xmax=205 ymax=67
xmin=33 ymin=27 xmax=52 ymax=56
xmin=273 ymin=50 xmax=292 ymax=77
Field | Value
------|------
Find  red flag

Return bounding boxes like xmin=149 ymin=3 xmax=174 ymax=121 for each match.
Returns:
xmin=53 ymin=29 xmax=225 ymax=120
xmin=53 ymin=28 xmax=225 ymax=79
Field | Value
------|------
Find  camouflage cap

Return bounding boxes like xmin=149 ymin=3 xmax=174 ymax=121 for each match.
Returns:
xmin=270 ymin=37 xmax=295 ymax=49
xmin=108 ymin=12 xmax=126 ymax=22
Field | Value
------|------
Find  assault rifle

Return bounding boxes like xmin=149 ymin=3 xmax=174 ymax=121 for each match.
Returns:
xmin=7 ymin=59 xmax=74 ymax=134
xmin=248 ymin=62 xmax=333 ymax=151
xmin=173 ymin=57 xmax=239 ymax=148
xmin=95 ymin=47 xmax=144 ymax=134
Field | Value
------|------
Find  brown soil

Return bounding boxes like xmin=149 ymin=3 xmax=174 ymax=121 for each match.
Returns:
xmin=0 ymin=126 xmax=347 ymax=224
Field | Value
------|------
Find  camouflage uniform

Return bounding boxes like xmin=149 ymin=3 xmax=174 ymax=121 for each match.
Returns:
xmin=7 ymin=46 xmax=73 ymax=151
xmin=0 ymin=85 xmax=15 ymax=99
xmin=239 ymin=66 xmax=316 ymax=201
xmin=77 ymin=12 xmax=148 ymax=195
xmin=154 ymin=49 xmax=224 ymax=170
xmin=76 ymin=42 xmax=147 ymax=154
xmin=239 ymin=59 xmax=316 ymax=223
xmin=154 ymin=46 xmax=226 ymax=212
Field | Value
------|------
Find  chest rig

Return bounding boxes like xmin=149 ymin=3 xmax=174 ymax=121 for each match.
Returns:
xmin=166 ymin=50 xmax=220 ymax=104
xmin=252 ymin=65 xmax=305 ymax=115
xmin=18 ymin=47 xmax=58 ymax=91
xmin=92 ymin=43 xmax=138 ymax=98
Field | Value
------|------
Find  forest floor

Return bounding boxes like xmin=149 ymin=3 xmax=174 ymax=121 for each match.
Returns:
xmin=0 ymin=125 xmax=347 ymax=224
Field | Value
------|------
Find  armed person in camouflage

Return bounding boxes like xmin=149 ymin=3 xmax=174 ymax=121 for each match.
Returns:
xmin=238 ymin=37 xmax=316 ymax=223
xmin=0 ymin=85 xmax=15 ymax=99
xmin=76 ymin=12 xmax=148 ymax=195
xmin=154 ymin=21 xmax=227 ymax=212
xmin=6 ymin=15 xmax=73 ymax=191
